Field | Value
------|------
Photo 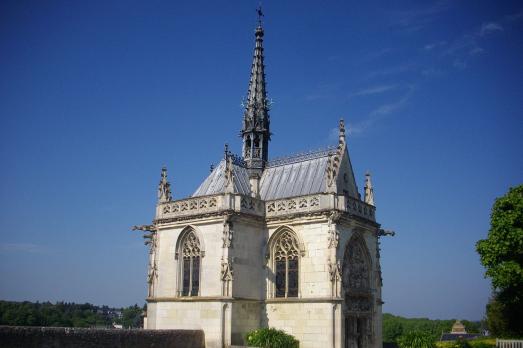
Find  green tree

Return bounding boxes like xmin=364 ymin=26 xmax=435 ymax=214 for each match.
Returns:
xmin=120 ymin=304 xmax=143 ymax=328
xmin=397 ymin=331 xmax=436 ymax=348
xmin=383 ymin=315 xmax=404 ymax=342
xmin=476 ymin=184 xmax=523 ymax=337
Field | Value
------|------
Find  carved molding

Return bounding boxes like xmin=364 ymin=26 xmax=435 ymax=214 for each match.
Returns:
xmin=221 ymin=260 xmax=234 ymax=281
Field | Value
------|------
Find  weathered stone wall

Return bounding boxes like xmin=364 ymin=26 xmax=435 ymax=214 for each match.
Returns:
xmin=150 ymin=301 xmax=224 ymax=348
xmin=0 ymin=326 xmax=204 ymax=348
xmin=264 ymin=301 xmax=333 ymax=348
xmin=231 ymin=301 xmax=262 ymax=345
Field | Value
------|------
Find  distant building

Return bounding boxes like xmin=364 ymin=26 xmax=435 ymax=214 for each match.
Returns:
xmin=440 ymin=321 xmax=481 ymax=341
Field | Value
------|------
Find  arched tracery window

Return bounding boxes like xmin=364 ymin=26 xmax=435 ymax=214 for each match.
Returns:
xmin=180 ymin=230 xmax=201 ymax=296
xmin=345 ymin=241 xmax=370 ymax=290
xmin=273 ymin=230 xmax=300 ymax=298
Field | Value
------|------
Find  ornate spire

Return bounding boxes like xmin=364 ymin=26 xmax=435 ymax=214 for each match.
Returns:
xmin=364 ymin=171 xmax=375 ymax=206
xmin=241 ymin=6 xmax=270 ymax=171
xmin=157 ymin=166 xmax=172 ymax=203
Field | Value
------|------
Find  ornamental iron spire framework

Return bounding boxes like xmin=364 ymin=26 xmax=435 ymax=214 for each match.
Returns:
xmin=241 ymin=6 xmax=270 ymax=177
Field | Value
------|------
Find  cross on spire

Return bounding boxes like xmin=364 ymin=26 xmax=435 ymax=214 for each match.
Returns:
xmin=257 ymin=5 xmax=264 ymax=27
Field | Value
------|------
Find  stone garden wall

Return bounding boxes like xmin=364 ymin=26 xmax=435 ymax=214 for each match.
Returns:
xmin=0 ymin=326 xmax=204 ymax=348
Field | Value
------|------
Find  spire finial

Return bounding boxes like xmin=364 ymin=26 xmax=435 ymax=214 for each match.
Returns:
xmin=364 ymin=171 xmax=375 ymax=206
xmin=157 ymin=166 xmax=172 ymax=203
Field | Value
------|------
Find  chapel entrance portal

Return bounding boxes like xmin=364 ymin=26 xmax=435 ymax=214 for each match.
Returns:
xmin=345 ymin=314 xmax=372 ymax=348
xmin=343 ymin=235 xmax=374 ymax=348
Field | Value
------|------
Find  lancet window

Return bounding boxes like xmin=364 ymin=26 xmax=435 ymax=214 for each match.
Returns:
xmin=272 ymin=230 xmax=300 ymax=298
xmin=180 ymin=231 xmax=201 ymax=296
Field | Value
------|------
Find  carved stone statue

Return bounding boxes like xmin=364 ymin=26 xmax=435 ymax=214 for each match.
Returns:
xmin=327 ymin=210 xmax=342 ymax=248
xmin=221 ymin=259 xmax=234 ymax=297
xmin=157 ymin=167 xmax=172 ymax=203
xmin=222 ymin=215 xmax=234 ymax=248
xmin=364 ymin=172 xmax=374 ymax=206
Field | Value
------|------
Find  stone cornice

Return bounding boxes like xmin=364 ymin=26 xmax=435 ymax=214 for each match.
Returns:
xmin=147 ymin=296 xmax=262 ymax=303
xmin=265 ymin=297 xmax=343 ymax=304
xmin=147 ymin=296 xmax=343 ymax=304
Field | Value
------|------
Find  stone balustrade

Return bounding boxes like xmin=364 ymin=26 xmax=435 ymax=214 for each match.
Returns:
xmin=156 ymin=193 xmax=375 ymax=222
xmin=345 ymin=195 xmax=376 ymax=221
xmin=156 ymin=194 xmax=265 ymax=220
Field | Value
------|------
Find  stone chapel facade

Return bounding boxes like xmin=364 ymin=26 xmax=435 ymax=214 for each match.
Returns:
xmin=134 ymin=18 xmax=386 ymax=348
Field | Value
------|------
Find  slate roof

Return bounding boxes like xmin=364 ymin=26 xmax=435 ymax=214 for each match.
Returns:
xmin=192 ymin=148 xmax=337 ymax=201
xmin=192 ymin=159 xmax=252 ymax=197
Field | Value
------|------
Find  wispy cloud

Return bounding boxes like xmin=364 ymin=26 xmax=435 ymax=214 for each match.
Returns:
xmin=348 ymin=85 xmax=416 ymax=135
xmin=506 ymin=10 xmax=523 ymax=23
xmin=363 ymin=48 xmax=393 ymax=61
xmin=367 ymin=63 xmax=416 ymax=79
xmin=480 ymin=22 xmax=504 ymax=36
xmin=421 ymin=68 xmax=444 ymax=77
xmin=349 ymin=84 xmax=398 ymax=98
xmin=425 ymin=11 xmax=521 ymax=70
xmin=387 ymin=1 xmax=452 ymax=32
xmin=304 ymin=82 xmax=340 ymax=102
xmin=0 ymin=243 xmax=50 ymax=254
xmin=424 ymin=41 xmax=447 ymax=51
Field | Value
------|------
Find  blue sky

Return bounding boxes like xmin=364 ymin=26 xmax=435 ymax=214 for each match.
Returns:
xmin=0 ymin=0 xmax=521 ymax=320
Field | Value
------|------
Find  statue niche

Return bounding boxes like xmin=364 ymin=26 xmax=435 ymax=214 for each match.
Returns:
xmin=342 ymin=235 xmax=373 ymax=348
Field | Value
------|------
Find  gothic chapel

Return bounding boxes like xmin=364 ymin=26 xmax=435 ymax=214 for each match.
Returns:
xmin=134 ymin=14 xmax=386 ymax=348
